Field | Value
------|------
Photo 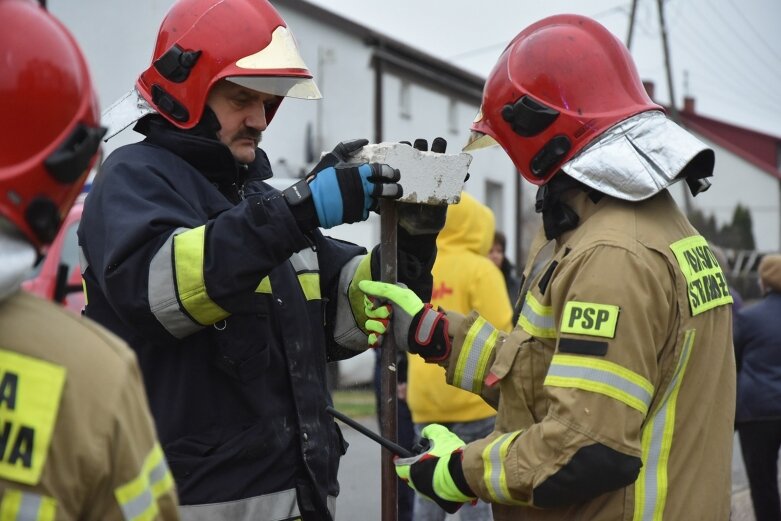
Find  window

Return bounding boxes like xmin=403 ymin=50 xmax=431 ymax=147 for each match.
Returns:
xmin=399 ymin=81 xmax=411 ymax=119
xmin=448 ymin=98 xmax=459 ymax=134
xmin=485 ymin=180 xmax=504 ymax=230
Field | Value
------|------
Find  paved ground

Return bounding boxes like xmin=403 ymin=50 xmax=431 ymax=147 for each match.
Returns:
xmin=337 ymin=417 xmax=769 ymax=520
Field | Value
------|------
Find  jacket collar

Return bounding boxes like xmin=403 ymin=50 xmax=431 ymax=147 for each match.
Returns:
xmin=134 ymin=114 xmax=273 ymax=185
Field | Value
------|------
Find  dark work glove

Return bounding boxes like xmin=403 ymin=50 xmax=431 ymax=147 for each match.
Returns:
xmin=283 ymin=139 xmax=403 ymax=231
xmin=397 ymin=138 xmax=449 ymax=236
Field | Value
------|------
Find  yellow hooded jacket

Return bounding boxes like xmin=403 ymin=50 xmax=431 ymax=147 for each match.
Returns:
xmin=406 ymin=192 xmax=513 ymax=423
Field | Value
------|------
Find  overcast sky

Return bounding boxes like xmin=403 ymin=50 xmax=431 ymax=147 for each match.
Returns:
xmin=307 ymin=0 xmax=781 ymax=138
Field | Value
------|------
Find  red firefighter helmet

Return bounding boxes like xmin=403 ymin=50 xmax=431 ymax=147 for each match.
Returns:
xmin=136 ymin=0 xmax=321 ymax=130
xmin=465 ymin=14 xmax=661 ymax=185
xmin=0 ymin=0 xmax=104 ymax=251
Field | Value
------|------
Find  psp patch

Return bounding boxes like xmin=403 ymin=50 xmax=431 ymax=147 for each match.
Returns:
xmin=670 ymin=235 xmax=733 ymax=316
xmin=560 ymin=301 xmax=619 ymax=339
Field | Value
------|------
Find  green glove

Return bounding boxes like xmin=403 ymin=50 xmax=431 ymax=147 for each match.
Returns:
xmin=358 ymin=280 xmax=452 ymax=361
xmin=395 ymin=424 xmax=475 ymax=514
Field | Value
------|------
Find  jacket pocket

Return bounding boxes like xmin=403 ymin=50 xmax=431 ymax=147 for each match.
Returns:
xmin=210 ymin=314 xmax=272 ymax=383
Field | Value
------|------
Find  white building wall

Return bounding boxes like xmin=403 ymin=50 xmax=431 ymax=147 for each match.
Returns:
xmin=670 ymin=137 xmax=780 ymax=251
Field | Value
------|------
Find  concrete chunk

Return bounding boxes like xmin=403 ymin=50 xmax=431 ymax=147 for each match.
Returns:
xmin=347 ymin=142 xmax=470 ymax=205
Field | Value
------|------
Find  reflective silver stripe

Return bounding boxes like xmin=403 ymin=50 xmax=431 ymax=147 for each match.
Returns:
xmin=0 ymin=491 xmax=57 ymax=521
xmin=148 ymin=228 xmax=202 ymax=338
xmin=415 ymin=307 xmax=439 ymax=343
xmin=78 ymin=245 xmax=89 ymax=274
xmin=517 ymin=294 xmax=556 ymax=338
xmin=289 ymin=248 xmax=318 ymax=273
xmin=482 ymin=431 xmax=524 ymax=504
xmin=633 ymin=330 xmax=696 ymax=520
xmin=121 ymin=488 xmax=154 ymax=521
xmin=17 ymin=492 xmax=41 ymax=521
xmin=545 ymin=356 xmax=654 ymax=414
xmin=179 ymin=489 xmax=336 ymax=521
xmin=454 ymin=318 xmax=499 ymax=394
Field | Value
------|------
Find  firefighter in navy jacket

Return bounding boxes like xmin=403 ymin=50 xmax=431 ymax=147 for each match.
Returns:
xmin=78 ymin=1 xmax=441 ymax=519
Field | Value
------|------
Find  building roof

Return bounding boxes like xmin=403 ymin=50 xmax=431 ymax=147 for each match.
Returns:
xmin=273 ymin=0 xmax=486 ymax=102
xmin=679 ymin=107 xmax=781 ymax=180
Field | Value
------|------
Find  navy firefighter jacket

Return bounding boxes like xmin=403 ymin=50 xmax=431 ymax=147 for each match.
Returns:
xmin=77 ymin=116 xmax=369 ymax=519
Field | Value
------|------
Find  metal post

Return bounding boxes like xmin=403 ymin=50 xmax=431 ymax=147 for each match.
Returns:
xmin=379 ymin=200 xmax=398 ymax=521
xmin=374 ymin=46 xmax=398 ymax=521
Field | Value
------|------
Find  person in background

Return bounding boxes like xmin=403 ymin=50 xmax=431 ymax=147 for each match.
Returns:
xmin=734 ymin=254 xmax=781 ymax=521
xmin=361 ymin=14 xmax=734 ymax=520
xmin=0 ymin=1 xmax=178 ymax=519
xmin=77 ymin=0 xmax=443 ymax=518
xmin=406 ymin=192 xmax=512 ymax=521
xmin=488 ymin=230 xmax=521 ymax=320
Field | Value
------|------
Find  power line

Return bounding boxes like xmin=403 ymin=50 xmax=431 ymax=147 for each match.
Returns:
xmin=726 ymin=0 xmax=781 ymax=64
xmin=674 ymin=4 xmax=781 ymax=100
xmin=448 ymin=2 xmax=628 ymax=62
xmin=701 ymin=1 xmax=781 ymax=82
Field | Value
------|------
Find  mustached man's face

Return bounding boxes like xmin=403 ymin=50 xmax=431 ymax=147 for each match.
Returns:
xmin=206 ymin=79 xmax=278 ymax=164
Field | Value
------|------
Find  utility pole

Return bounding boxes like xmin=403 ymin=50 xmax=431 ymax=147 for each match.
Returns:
xmin=626 ymin=0 xmax=639 ymax=50
xmin=656 ymin=0 xmax=692 ymax=212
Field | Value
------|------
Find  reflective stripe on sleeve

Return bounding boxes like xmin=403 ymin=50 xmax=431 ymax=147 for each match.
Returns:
xmin=544 ymin=354 xmax=654 ymax=415
xmin=114 ymin=442 xmax=175 ymax=521
xmin=0 ymin=490 xmax=57 ymax=521
xmin=255 ymin=248 xmax=321 ymax=301
xmin=172 ymin=226 xmax=230 ymax=326
xmin=148 ymin=228 xmax=207 ymax=338
xmin=453 ymin=316 xmax=499 ymax=394
xmin=633 ymin=330 xmax=696 ymax=521
xmin=482 ymin=431 xmax=526 ymax=505
xmin=517 ymin=293 xmax=556 ymax=338
xmin=178 ymin=488 xmax=340 ymax=520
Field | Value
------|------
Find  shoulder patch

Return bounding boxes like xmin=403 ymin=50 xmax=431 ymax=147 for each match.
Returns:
xmin=669 ymin=235 xmax=733 ymax=316
xmin=560 ymin=301 xmax=619 ymax=338
xmin=0 ymin=349 xmax=66 ymax=485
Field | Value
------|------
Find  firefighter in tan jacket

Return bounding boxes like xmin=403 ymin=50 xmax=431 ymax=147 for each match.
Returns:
xmin=0 ymin=2 xmax=178 ymax=519
xmin=360 ymin=14 xmax=735 ymax=521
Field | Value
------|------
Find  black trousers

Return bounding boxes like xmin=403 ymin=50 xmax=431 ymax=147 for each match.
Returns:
xmin=738 ymin=420 xmax=781 ymax=521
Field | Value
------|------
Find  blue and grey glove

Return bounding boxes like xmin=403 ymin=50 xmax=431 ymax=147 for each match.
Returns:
xmin=283 ymin=139 xmax=402 ymax=230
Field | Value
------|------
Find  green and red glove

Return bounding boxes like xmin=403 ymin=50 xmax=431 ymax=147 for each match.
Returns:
xmin=358 ymin=280 xmax=452 ymax=361
xmin=395 ymin=424 xmax=476 ymax=514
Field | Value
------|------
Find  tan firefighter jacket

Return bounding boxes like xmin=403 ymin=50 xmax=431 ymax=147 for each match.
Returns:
xmin=0 ymin=291 xmax=179 ymax=521
xmin=443 ymin=189 xmax=735 ymax=520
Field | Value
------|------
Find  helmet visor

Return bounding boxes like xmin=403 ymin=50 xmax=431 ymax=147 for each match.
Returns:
xmin=226 ymin=76 xmax=322 ymax=100
xmin=462 ymin=130 xmax=499 ymax=152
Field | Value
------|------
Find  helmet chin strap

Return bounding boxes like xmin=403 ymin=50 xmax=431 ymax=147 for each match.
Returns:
xmin=535 ymin=174 xmax=588 ymax=239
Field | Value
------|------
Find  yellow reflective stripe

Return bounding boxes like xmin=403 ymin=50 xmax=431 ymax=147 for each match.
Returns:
xmin=634 ymin=330 xmax=696 ymax=521
xmin=482 ymin=431 xmax=525 ymax=505
xmin=256 ymin=276 xmax=272 ymax=294
xmin=298 ymin=273 xmax=321 ymax=300
xmin=173 ymin=226 xmax=229 ymax=325
xmin=0 ymin=490 xmax=57 ymax=521
xmin=82 ymin=278 xmax=88 ymax=305
xmin=453 ymin=317 xmax=499 ymax=394
xmin=669 ymin=235 xmax=733 ymax=316
xmin=560 ymin=301 xmax=619 ymax=338
xmin=115 ymin=443 xmax=175 ymax=521
xmin=517 ymin=293 xmax=556 ymax=338
xmin=545 ymin=354 xmax=654 ymax=415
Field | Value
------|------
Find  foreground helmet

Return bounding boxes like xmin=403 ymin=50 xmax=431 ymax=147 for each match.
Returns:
xmin=0 ymin=0 xmax=104 ymax=251
xmin=136 ymin=0 xmax=321 ymax=130
xmin=466 ymin=14 xmax=661 ymax=186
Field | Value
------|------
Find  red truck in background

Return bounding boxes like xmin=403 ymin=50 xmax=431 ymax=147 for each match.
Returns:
xmin=22 ymin=193 xmax=86 ymax=314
